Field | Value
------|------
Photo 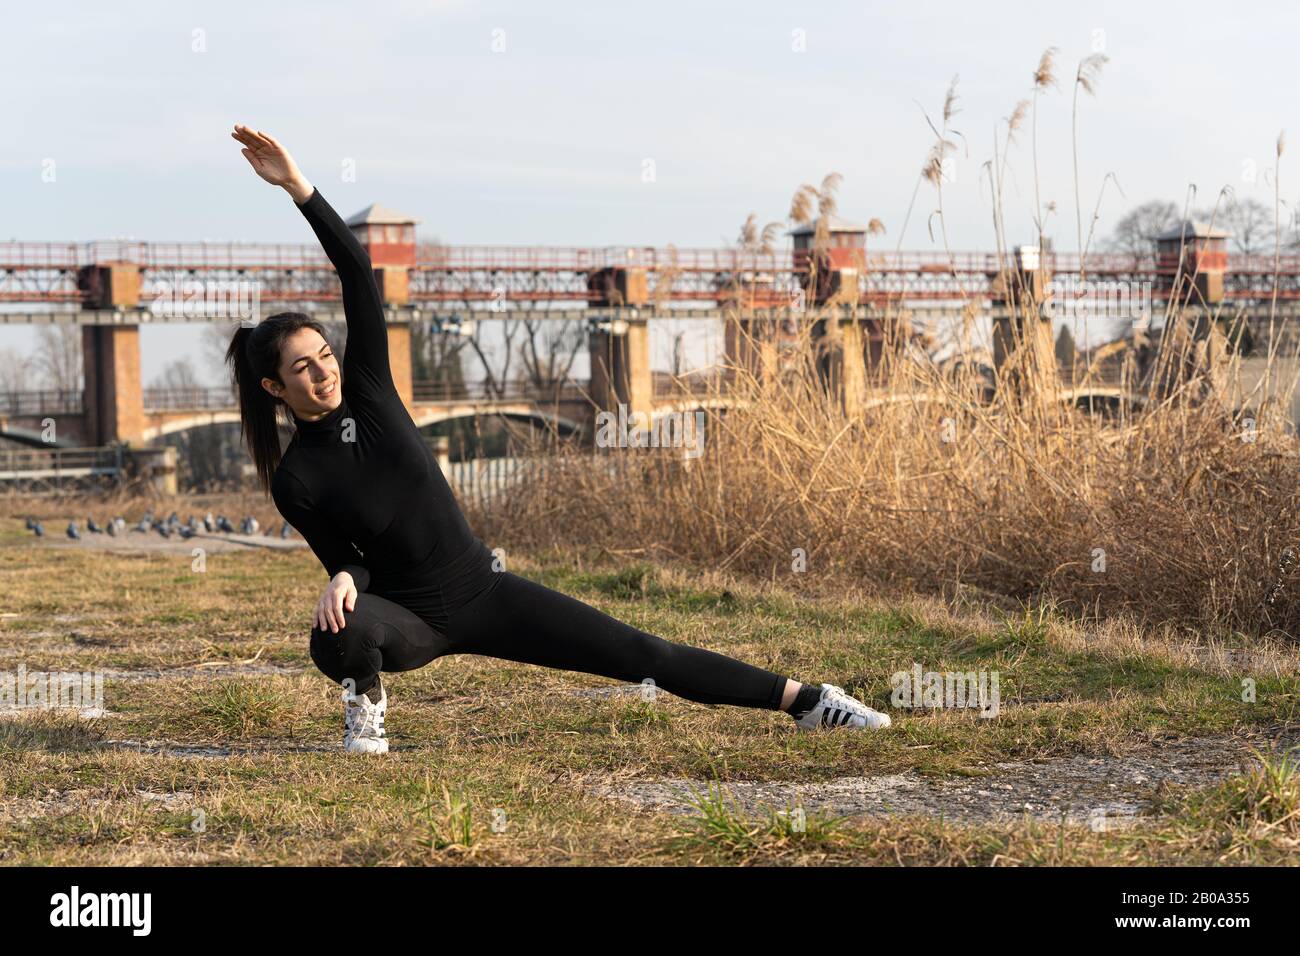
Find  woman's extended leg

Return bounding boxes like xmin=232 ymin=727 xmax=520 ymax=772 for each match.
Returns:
xmin=444 ymin=571 xmax=790 ymax=710
xmin=309 ymin=591 xmax=453 ymax=696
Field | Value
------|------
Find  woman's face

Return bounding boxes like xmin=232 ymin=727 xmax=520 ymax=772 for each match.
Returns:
xmin=263 ymin=326 xmax=342 ymax=420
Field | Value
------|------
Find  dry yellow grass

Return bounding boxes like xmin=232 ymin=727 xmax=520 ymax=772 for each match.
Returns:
xmin=473 ymin=318 xmax=1300 ymax=640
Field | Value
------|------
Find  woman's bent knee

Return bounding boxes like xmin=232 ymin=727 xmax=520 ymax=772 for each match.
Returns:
xmin=309 ymin=626 xmax=344 ymax=683
xmin=309 ymin=604 xmax=373 ymax=683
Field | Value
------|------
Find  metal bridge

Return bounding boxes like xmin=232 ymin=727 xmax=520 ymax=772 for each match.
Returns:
xmin=2 ymin=208 xmax=1293 ymax=457
xmin=6 ymin=241 xmax=1300 ymax=314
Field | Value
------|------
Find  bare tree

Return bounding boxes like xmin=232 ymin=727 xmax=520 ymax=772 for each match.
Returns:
xmin=519 ymin=319 xmax=583 ymax=390
xmin=1104 ymin=200 xmax=1180 ymax=257
xmin=1211 ymin=197 xmax=1271 ymax=255
xmin=203 ymin=321 xmax=243 ymax=385
xmin=467 ymin=319 xmax=523 ymax=399
xmin=33 ymin=324 xmax=83 ymax=392
xmin=151 ymin=356 xmax=201 ymax=390
xmin=151 ymin=356 xmax=230 ymax=491
xmin=0 ymin=346 xmax=34 ymax=392
xmin=411 ymin=320 xmax=471 ymax=394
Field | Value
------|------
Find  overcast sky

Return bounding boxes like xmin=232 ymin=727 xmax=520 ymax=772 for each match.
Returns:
xmin=3 ymin=0 xmax=1296 ymax=382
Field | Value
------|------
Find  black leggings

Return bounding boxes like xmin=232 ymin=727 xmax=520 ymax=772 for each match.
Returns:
xmin=309 ymin=571 xmax=790 ymax=710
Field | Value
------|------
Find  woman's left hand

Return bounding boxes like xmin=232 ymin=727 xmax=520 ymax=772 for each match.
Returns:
xmin=231 ymin=125 xmax=312 ymax=202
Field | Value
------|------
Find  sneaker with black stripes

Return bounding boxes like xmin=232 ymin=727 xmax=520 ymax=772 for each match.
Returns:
xmin=793 ymin=682 xmax=892 ymax=731
xmin=343 ymin=676 xmax=388 ymax=754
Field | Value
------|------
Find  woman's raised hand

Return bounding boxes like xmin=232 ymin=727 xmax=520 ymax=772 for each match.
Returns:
xmin=231 ymin=124 xmax=313 ymax=202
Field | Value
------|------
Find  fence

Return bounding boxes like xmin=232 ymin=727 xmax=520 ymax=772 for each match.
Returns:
xmin=445 ymin=455 xmax=534 ymax=511
xmin=142 ymin=386 xmax=238 ymax=411
xmin=0 ymin=389 xmax=83 ymax=416
xmin=411 ymin=379 xmax=590 ymax=404
xmin=0 ymin=445 xmax=175 ymax=495
xmin=0 ymin=445 xmax=124 ymax=494
xmin=439 ymin=448 xmax=692 ymax=512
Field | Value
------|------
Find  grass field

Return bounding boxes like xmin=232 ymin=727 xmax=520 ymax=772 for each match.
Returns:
xmin=2 ymin=515 xmax=1298 ymax=866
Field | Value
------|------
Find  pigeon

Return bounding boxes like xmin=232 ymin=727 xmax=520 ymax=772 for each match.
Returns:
xmin=31 ymin=520 xmax=44 ymax=537
xmin=279 ymin=522 xmax=292 ymax=539
xmin=25 ymin=516 xmax=36 ymax=530
xmin=66 ymin=521 xmax=80 ymax=540
xmin=179 ymin=524 xmax=197 ymax=539
xmin=133 ymin=516 xmax=150 ymax=533
xmin=203 ymin=512 xmax=215 ymax=533
xmin=217 ymin=515 xmax=234 ymax=534
xmin=87 ymin=517 xmax=103 ymax=534
xmin=106 ymin=519 xmax=118 ymax=537
xmin=240 ymin=516 xmax=260 ymax=535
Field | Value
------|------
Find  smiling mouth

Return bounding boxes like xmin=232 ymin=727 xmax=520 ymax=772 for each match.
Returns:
xmin=315 ymin=381 xmax=336 ymax=398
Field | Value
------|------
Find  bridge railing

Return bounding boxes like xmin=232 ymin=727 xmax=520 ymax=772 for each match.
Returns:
xmin=0 ymin=445 xmax=127 ymax=492
xmin=0 ymin=445 xmax=121 ymax=471
xmin=141 ymin=382 xmax=596 ymax=409
xmin=0 ymin=389 xmax=83 ymax=415
xmin=651 ymin=369 xmax=739 ymax=398
xmin=2 ymin=383 xmax=595 ymax=416
xmin=411 ymin=379 xmax=591 ymax=404
xmin=142 ymin=386 xmax=238 ymax=411
xmin=8 ymin=234 xmax=1300 ymax=277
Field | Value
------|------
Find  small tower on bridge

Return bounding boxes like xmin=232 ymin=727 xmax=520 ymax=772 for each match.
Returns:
xmin=789 ymin=216 xmax=867 ymax=307
xmin=787 ymin=217 xmax=878 ymax=414
xmin=345 ymin=202 xmax=420 ymax=268
xmin=1154 ymin=219 xmax=1230 ymax=306
xmin=1150 ymin=220 xmax=1234 ymax=404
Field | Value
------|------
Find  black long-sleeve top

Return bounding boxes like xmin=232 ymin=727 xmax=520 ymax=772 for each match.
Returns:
xmin=270 ymin=188 xmax=496 ymax=629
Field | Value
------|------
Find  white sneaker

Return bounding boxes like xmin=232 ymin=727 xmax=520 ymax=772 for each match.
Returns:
xmin=343 ymin=676 xmax=388 ymax=754
xmin=794 ymin=683 xmax=892 ymax=731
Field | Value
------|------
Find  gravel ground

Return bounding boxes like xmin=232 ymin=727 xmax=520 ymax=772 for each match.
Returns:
xmin=580 ymin=728 xmax=1300 ymax=829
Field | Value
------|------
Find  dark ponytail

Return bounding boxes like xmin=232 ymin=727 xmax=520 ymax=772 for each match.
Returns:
xmin=225 ymin=312 xmax=330 ymax=495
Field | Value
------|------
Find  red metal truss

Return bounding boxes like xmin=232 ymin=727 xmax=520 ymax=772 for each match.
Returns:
xmin=6 ymin=241 xmax=1300 ymax=306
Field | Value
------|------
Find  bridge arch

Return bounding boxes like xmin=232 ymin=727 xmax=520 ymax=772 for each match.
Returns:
xmin=1059 ymin=385 xmax=1150 ymax=414
xmin=649 ymin=397 xmax=749 ymax=419
xmin=409 ymin=404 xmax=584 ymax=434
xmin=141 ymin=412 xmax=243 ymax=442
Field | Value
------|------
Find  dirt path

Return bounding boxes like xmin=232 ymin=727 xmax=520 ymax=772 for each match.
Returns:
xmin=580 ymin=727 xmax=1300 ymax=830
xmin=33 ymin=531 xmax=305 ymax=556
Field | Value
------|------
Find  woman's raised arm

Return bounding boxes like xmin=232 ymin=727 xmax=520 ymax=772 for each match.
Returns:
xmin=232 ymin=124 xmax=395 ymax=399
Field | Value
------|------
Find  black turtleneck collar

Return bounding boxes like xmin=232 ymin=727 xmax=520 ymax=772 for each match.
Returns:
xmin=291 ymin=394 xmax=350 ymax=447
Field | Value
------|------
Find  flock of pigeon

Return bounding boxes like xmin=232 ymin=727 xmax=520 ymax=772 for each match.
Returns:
xmin=24 ymin=511 xmax=296 ymax=541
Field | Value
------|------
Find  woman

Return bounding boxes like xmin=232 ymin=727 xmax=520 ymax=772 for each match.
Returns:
xmin=225 ymin=124 xmax=892 ymax=753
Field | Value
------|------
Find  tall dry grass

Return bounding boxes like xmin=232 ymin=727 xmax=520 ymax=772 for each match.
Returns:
xmin=473 ymin=318 xmax=1299 ymax=638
